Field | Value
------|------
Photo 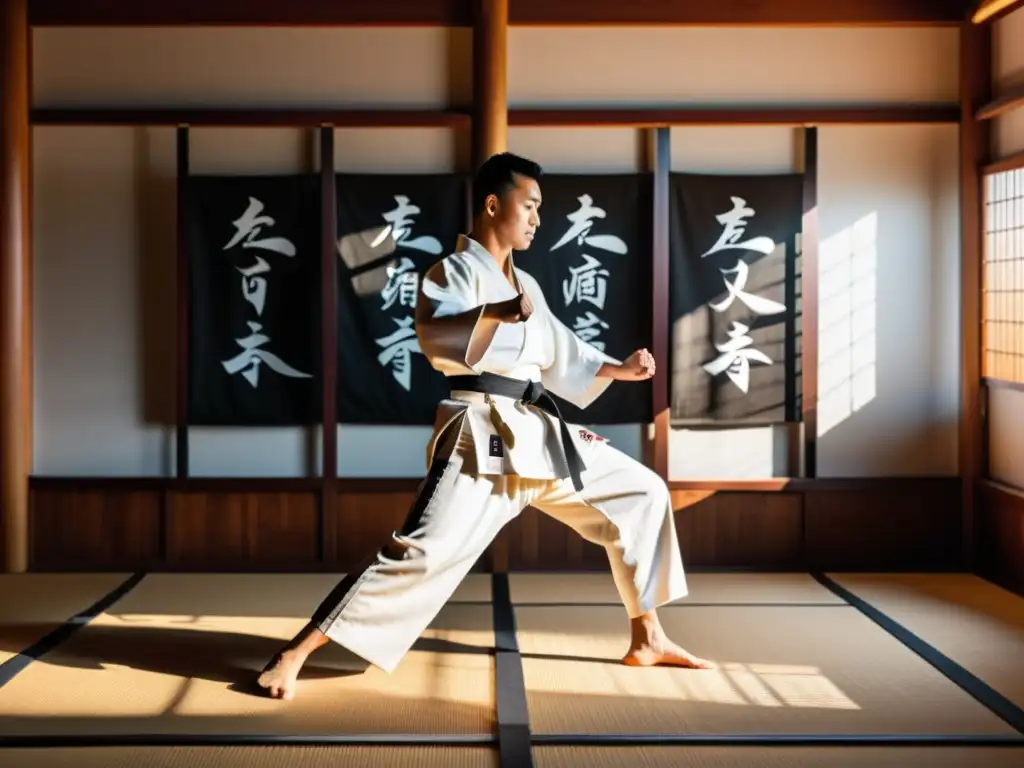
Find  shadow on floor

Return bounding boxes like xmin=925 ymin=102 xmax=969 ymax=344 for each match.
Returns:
xmin=0 ymin=623 xmax=624 ymax=698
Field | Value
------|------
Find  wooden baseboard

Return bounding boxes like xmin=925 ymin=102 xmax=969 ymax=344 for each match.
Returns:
xmin=25 ymin=475 xmax=963 ymax=573
xmin=977 ymin=479 xmax=1024 ymax=598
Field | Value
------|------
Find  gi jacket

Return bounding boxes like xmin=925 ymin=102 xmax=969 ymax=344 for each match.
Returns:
xmin=415 ymin=235 xmax=619 ymax=480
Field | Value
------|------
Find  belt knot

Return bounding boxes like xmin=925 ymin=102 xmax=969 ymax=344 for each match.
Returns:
xmin=521 ymin=379 xmax=545 ymax=405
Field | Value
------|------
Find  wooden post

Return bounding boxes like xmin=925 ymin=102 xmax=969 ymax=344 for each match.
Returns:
xmin=959 ymin=21 xmax=992 ymax=571
xmin=474 ymin=0 xmax=509 ymax=572
xmin=175 ymin=127 xmax=190 ymax=479
xmin=1 ymin=0 xmax=30 ymax=573
xmin=651 ymin=128 xmax=670 ymax=481
xmin=801 ymin=128 xmax=820 ymax=478
xmin=472 ymin=0 xmax=508 ymax=169
xmin=320 ymin=126 xmax=339 ymax=563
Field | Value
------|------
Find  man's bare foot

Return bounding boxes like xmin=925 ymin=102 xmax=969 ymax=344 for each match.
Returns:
xmin=255 ymin=624 xmax=330 ymax=700
xmin=257 ymin=649 xmax=307 ymax=700
xmin=622 ymin=611 xmax=715 ymax=669
xmin=622 ymin=641 xmax=715 ymax=669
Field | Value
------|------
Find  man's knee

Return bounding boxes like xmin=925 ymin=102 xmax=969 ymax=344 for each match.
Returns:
xmin=380 ymin=530 xmax=468 ymax=575
xmin=630 ymin=463 xmax=671 ymax=511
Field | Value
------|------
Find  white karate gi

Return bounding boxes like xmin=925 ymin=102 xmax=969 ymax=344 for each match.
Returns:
xmin=312 ymin=235 xmax=688 ymax=673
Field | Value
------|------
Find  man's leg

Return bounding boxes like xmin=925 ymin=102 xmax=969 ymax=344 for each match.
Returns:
xmin=258 ymin=444 xmax=540 ymax=699
xmin=531 ymin=439 xmax=713 ymax=669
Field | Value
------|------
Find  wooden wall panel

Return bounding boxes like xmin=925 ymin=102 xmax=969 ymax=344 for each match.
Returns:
xmin=30 ymin=488 xmax=160 ymax=569
xmin=977 ymin=480 xmax=1024 ymax=597
xmin=501 ymin=507 xmax=609 ymax=571
xmin=29 ymin=477 xmax=966 ymax=573
xmin=804 ymin=478 xmax=962 ymax=571
xmin=333 ymin=483 xmax=421 ymax=570
xmin=165 ymin=491 xmax=318 ymax=568
xmin=672 ymin=491 xmax=804 ymax=569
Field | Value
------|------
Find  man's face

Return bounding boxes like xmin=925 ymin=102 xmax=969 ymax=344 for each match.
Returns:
xmin=487 ymin=173 xmax=542 ymax=252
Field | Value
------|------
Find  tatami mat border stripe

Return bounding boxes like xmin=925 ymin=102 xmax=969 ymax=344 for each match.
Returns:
xmin=0 ymin=735 xmax=497 ymax=748
xmin=491 ymin=573 xmax=535 ymax=768
xmin=0 ymin=571 xmax=147 ymax=689
xmin=530 ymin=734 xmax=1024 ymax=747
xmin=1 ymin=733 xmax=1022 ymax=749
xmin=812 ymin=572 xmax=1024 ymax=736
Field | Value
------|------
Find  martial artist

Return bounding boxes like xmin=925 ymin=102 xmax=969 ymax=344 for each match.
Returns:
xmin=258 ymin=152 xmax=712 ymax=700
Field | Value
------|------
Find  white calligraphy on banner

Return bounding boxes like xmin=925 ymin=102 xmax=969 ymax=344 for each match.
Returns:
xmin=376 ymin=316 xmax=421 ymax=392
xmin=701 ymin=196 xmax=786 ymax=394
xmin=380 ymin=256 xmax=419 ymax=311
xmin=552 ymin=194 xmax=627 ymax=352
xmin=371 ymin=195 xmax=444 ymax=255
xmin=220 ymin=196 xmax=312 ymax=388
xmin=371 ymin=195 xmax=437 ymax=390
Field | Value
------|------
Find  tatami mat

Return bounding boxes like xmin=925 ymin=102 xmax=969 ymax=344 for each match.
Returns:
xmin=534 ymin=746 xmax=1024 ymax=767
xmin=508 ymin=572 xmax=846 ymax=605
xmin=828 ymin=573 xmax=1024 ymax=710
xmin=0 ymin=574 xmax=496 ymax=736
xmin=0 ymin=573 xmax=135 ymax=665
xmin=3 ymin=571 xmax=1024 ymax=766
xmin=0 ymin=746 xmax=499 ymax=767
xmin=515 ymin=604 xmax=1018 ymax=735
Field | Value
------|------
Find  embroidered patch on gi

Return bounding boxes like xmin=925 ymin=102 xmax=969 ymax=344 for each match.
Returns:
xmin=489 ymin=434 xmax=504 ymax=457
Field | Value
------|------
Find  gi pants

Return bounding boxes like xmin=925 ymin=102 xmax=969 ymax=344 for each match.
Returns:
xmin=310 ymin=427 xmax=688 ymax=673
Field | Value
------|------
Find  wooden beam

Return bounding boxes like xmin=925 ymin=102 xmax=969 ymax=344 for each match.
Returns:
xmin=28 ymin=0 xmax=969 ymax=27
xmin=0 ymin=0 xmax=30 ymax=573
xmin=29 ymin=105 xmax=961 ymax=128
xmin=31 ymin=108 xmax=470 ymax=129
xmin=959 ymin=21 xmax=992 ymax=572
xmin=970 ymin=0 xmax=1024 ymax=24
xmin=28 ymin=0 xmax=474 ymax=26
xmin=512 ymin=0 xmax=970 ymax=25
xmin=983 ymin=150 xmax=1024 ymax=174
xmin=976 ymin=83 xmax=1024 ymax=121
xmin=509 ymin=106 xmax=961 ymax=127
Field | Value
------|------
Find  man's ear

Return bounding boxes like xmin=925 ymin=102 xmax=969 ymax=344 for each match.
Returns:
xmin=485 ymin=193 xmax=499 ymax=218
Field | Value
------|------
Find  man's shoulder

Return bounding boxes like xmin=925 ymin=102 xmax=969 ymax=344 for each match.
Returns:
xmin=427 ymin=245 xmax=480 ymax=276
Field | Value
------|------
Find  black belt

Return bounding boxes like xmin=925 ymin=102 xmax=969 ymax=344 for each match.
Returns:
xmin=447 ymin=372 xmax=585 ymax=492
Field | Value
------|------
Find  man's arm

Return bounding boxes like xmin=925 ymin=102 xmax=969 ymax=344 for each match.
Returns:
xmin=415 ymin=264 xmax=533 ymax=370
xmin=463 ymin=294 xmax=532 ymax=367
xmin=416 ymin=294 xmax=529 ymax=329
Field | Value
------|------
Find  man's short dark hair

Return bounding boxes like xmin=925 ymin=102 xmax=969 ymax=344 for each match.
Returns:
xmin=472 ymin=152 xmax=543 ymax=217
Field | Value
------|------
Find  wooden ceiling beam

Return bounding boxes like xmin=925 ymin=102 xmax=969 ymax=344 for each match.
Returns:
xmin=970 ymin=0 xmax=1024 ymax=25
xmin=28 ymin=0 xmax=971 ymax=27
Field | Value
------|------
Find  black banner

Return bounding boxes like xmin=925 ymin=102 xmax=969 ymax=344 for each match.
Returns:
xmin=669 ymin=172 xmax=802 ymax=423
xmin=335 ymin=173 xmax=468 ymax=424
xmin=187 ymin=175 xmax=321 ymax=425
xmin=515 ymin=174 xmax=653 ymax=425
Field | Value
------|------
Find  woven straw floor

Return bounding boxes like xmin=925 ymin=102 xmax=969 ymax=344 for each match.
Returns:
xmin=0 ymin=571 xmax=1022 ymax=767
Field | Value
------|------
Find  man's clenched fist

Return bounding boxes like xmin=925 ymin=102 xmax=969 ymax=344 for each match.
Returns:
xmin=488 ymin=293 xmax=533 ymax=323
